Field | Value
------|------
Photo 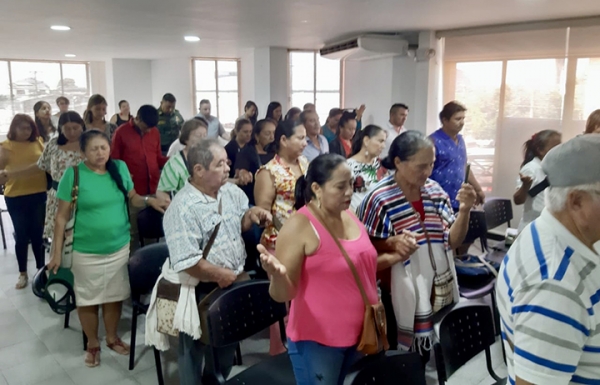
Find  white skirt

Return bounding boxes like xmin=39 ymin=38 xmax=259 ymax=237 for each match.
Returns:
xmin=71 ymin=245 xmax=131 ymax=306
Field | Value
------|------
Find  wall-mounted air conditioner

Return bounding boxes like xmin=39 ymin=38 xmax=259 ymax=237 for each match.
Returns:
xmin=320 ymin=34 xmax=409 ymax=61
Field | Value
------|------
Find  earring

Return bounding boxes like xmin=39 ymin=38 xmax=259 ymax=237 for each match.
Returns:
xmin=365 ymin=150 xmax=369 ymax=157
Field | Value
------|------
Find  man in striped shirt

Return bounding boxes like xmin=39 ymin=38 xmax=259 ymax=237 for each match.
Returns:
xmin=497 ymin=134 xmax=600 ymax=385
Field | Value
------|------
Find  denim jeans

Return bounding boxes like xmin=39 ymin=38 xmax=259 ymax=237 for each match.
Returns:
xmin=5 ymin=192 xmax=46 ymax=273
xmin=287 ymin=339 xmax=362 ymax=385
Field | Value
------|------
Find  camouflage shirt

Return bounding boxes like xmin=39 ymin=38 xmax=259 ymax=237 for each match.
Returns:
xmin=157 ymin=109 xmax=184 ymax=148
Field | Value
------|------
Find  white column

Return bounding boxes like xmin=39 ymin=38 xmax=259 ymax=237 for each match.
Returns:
xmin=413 ymin=31 xmax=442 ymax=135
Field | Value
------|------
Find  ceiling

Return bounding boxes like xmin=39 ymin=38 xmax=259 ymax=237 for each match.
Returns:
xmin=2 ymin=0 xmax=600 ymax=61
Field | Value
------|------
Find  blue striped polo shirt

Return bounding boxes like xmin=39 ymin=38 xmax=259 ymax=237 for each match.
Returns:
xmin=496 ymin=209 xmax=600 ymax=385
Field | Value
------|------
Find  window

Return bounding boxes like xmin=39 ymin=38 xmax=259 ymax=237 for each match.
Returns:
xmin=193 ymin=58 xmax=240 ymax=131
xmin=0 ymin=60 xmax=90 ymax=134
xmin=289 ymin=51 xmax=341 ymax=122
xmin=455 ymin=61 xmax=503 ymax=193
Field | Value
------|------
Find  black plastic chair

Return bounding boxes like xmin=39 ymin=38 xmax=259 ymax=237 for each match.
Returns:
xmin=344 ymin=351 xmax=426 ymax=385
xmin=204 ymin=280 xmax=294 ymax=385
xmin=434 ymin=305 xmax=506 ymax=385
xmin=137 ymin=207 xmax=164 ymax=247
xmin=483 ymin=199 xmax=513 ymax=243
xmin=127 ymin=243 xmax=169 ymax=384
xmin=457 ymin=211 xmax=500 ymax=336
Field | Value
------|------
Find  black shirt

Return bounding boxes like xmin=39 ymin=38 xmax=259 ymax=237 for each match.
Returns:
xmin=234 ymin=144 xmax=274 ymax=205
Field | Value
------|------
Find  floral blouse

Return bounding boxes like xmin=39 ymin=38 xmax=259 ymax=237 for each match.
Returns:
xmin=258 ymin=154 xmax=308 ymax=251
xmin=347 ymin=158 xmax=388 ymax=212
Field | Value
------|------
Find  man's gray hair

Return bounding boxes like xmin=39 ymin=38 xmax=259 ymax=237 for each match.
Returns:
xmin=186 ymin=138 xmax=220 ymax=175
xmin=545 ymin=182 xmax=600 ymax=213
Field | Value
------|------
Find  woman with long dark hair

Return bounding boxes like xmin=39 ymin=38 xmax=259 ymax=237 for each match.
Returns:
xmin=84 ymin=94 xmax=117 ymax=139
xmin=0 ymin=114 xmax=47 ymax=289
xmin=259 ymin=154 xmax=389 ymax=385
xmin=347 ymin=124 xmax=387 ymax=212
xmin=225 ymin=118 xmax=253 ymax=179
xmin=265 ymin=101 xmax=283 ymax=123
xmin=329 ymin=111 xmax=356 ymax=158
xmin=234 ymin=119 xmax=276 ymax=205
xmin=47 ymin=130 xmax=168 ymax=367
xmin=238 ymin=100 xmax=259 ymax=126
xmin=254 ymin=119 xmax=307 ymax=356
xmin=513 ymin=129 xmax=561 ymax=231
xmin=285 ymin=107 xmax=301 ymax=122
xmin=33 ymin=101 xmax=56 ymax=142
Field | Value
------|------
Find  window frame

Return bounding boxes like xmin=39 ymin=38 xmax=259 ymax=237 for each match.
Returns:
xmin=0 ymin=59 xmax=90 ymax=135
xmin=191 ymin=57 xmax=241 ymax=120
xmin=287 ymin=49 xmax=344 ymax=110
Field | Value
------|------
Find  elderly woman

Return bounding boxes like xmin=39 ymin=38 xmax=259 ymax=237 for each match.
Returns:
xmin=156 ymin=119 xmax=208 ymax=202
xmin=356 ymin=131 xmax=476 ymax=362
xmin=48 ymin=130 xmax=168 ymax=368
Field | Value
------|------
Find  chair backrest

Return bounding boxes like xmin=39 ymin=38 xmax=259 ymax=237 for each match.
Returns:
xmin=435 ymin=305 xmax=496 ymax=381
xmin=462 ymin=210 xmax=488 ymax=249
xmin=206 ymin=280 xmax=287 ymax=348
xmin=137 ymin=207 xmax=165 ymax=240
xmin=484 ymin=199 xmax=513 ymax=230
xmin=344 ymin=351 xmax=426 ymax=385
xmin=128 ymin=243 xmax=169 ymax=297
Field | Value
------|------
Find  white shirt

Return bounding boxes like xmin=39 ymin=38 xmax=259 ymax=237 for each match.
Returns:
xmin=381 ymin=121 xmax=406 ymax=160
xmin=167 ymin=139 xmax=186 ymax=158
xmin=496 ymin=209 xmax=600 ymax=385
xmin=516 ymin=157 xmax=547 ymax=232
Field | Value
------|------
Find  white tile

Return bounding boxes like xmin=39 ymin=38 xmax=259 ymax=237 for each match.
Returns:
xmin=0 ymin=298 xmax=16 ymax=315
xmin=0 ymin=339 xmax=51 ymax=371
xmin=65 ymin=354 xmax=129 ymax=385
xmin=2 ymin=355 xmax=66 ymax=385
xmin=134 ymin=362 xmax=179 ymax=385
xmin=110 ymin=378 xmax=140 ymax=385
xmin=35 ymin=373 xmax=76 ymax=385
xmin=0 ymin=373 xmax=7 ymax=385
xmin=7 ymin=292 xmax=45 ymax=309
xmin=0 ymin=318 xmax=37 ymax=350
xmin=110 ymin=342 xmax=158 ymax=375
xmin=39 ymin=325 xmax=86 ymax=353
xmin=0 ymin=309 xmax=23 ymax=329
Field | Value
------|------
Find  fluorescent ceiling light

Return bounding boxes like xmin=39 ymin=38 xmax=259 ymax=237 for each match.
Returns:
xmin=184 ymin=36 xmax=201 ymax=42
xmin=51 ymin=25 xmax=71 ymax=31
xmin=65 ymin=54 xmax=76 ymax=58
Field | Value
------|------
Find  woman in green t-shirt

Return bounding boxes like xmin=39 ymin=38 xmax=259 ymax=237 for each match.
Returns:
xmin=48 ymin=130 xmax=168 ymax=368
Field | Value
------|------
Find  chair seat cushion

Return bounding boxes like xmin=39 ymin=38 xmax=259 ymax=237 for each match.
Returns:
xmin=226 ymin=353 xmax=295 ymax=385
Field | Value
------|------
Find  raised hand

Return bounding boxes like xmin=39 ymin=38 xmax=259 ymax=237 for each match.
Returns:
xmin=257 ymin=244 xmax=287 ymax=277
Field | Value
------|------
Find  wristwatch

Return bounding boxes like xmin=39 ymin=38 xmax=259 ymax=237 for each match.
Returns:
xmin=144 ymin=196 xmax=149 ymax=207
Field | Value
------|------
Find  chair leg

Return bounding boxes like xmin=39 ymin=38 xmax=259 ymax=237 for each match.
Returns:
xmin=235 ymin=343 xmax=243 ymax=366
xmin=0 ymin=213 xmax=6 ymax=250
xmin=490 ymin=291 xmax=500 ymax=336
xmin=129 ymin=308 xmax=138 ymax=370
xmin=153 ymin=348 xmax=164 ymax=385
xmin=64 ymin=311 xmax=70 ymax=328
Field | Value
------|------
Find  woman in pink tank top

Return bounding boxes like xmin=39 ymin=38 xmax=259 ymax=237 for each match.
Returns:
xmin=258 ymin=154 xmax=399 ymax=385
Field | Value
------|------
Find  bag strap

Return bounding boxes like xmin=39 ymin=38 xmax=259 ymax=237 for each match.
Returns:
xmin=180 ymin=150 xmax=189 ymax=171
xmin=203 ymin=199 xmax=222 ymax=260
xmin=409 ymin=202 xmax=440 ymax=275
xmin=70 ymin=166 xmax=79 ymax=215
xmin=308 ymin=206 xmax=371 ymax=308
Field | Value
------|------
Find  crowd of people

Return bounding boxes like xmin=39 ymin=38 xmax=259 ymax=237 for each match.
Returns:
xmin=2 ymin=91 xmax=600 ymax=384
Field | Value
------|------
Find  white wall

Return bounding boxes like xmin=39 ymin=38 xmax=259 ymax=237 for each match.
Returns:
xmin=151 ymin=58 xmax=195 ymax=118
xmin=343 ymin=31 xmax=442 ymax=135
xmin=111 ymin=59 xmax=153 ymax=115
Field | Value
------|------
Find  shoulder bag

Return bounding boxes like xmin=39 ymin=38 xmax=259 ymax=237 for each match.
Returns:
xmin=61 ymin=166 xmax=79 ymax=269
xmin=311 ymin=207 xmax=389 ymax=355
xmin=411 ymin=205 xmax=455 ymax=314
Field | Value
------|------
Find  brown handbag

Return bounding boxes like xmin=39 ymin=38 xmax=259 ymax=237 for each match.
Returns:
xmin=310 ymin=207 xmax=389 ymax=355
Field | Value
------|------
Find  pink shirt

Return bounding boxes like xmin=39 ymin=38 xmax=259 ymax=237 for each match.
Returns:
xmin=286 ymin=206 xmax=378 ymax=347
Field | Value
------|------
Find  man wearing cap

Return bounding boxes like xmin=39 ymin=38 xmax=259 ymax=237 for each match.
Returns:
xmin=496 ymin=134 xmax=600 ymax=385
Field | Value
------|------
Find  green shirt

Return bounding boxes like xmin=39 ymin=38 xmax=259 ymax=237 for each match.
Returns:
xmin=157 ymin=109 xmax=184 ymax=148
xmin=57 ymin=160 xmax=134 ymax=255
xmin=157 ymin=151 xmax=189 ymax=194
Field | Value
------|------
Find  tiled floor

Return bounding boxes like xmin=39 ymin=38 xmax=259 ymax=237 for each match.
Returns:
xmin=0 ymin=213 xmax=506 ymax=385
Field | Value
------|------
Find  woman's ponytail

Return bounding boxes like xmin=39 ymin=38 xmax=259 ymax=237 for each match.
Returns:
xmin=294 ymin=175 xmax=309 ymax=210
